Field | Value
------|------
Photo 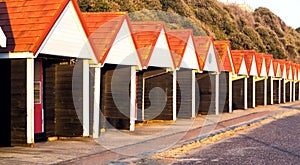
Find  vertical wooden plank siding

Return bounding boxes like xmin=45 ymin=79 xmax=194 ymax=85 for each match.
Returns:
xmin=281 ymin=79 xmax=286 ymax=103
xmin=219 ymin=72 xmax=230 ymax=113
xmin=295 ymin=82 xmax=299 ymax=101
xmin=247 ymin=76 xmax=255 ymax=108
xmin=177 ymin=69 xmax=193 ymax=118
xmin=285 ymin=81 xmax=291 ymax=102
xmin=272 ymin=80 xmax=279 ymax=104
xmin=232 ymin=78 xmax=245 ymax=110
xmin=267 ymin=78 xmax=274 ymax=105
xmin=255 ymin=80 xmax=265 ymax=106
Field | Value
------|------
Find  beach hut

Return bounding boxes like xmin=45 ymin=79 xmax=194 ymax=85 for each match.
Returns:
xmin=0 ymin=0 xmax=95 ymax=146
xmin=82 ymin=12 xmax=142 ymax=133
xmin=274 ymin=59 xmax=287 ymax=103
xmin=231 ymin=51 xmax=249 ymax=110
xmin=241 ymin=50 xmax=258 ymax=108
xmin=264 ymin=54 xmax=276 ymax=105
xmin=291 ymin=63 xmax=298 ymax=101
xmin=285 ymin=61 xmax=293 ymax=102
xmin=214 ymin=40 xmax=235 ymax=113
xmin=272 ymin=59 xmax=284 ymax=104
xmin=193 ymin=36 xmax=221 ymax=115
xmin=254 ymin=53 xmax=268 ymax=106
xmin=296 ymin=64 xmax=300 ymax=101
xmin=131 ymin=22 xmax=176 ymax=122
xmin=166 ymin=30 xmax=201 ymax=118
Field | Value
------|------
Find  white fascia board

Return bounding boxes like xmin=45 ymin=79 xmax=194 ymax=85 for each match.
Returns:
xmin=0 ymin=52 xmax=34 ymax=59
xmin=180 ymin=36 xmax=199 ymax=70
xmin=148 ymin=29 xmax=174 ymax=69
xmin=36 ymin=1 xmax=96 ymax=61
xmin=227 ymin=47 xmax=235 ymax=75
xmin=105 ymin=19 xmax=141 ymax=68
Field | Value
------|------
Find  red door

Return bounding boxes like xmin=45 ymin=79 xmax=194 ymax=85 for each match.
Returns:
xmin=34 ymin=59 xmax=43 ymax=134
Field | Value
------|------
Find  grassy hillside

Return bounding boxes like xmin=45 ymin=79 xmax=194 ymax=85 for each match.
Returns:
xmin=78 ymin=0 xmax=300 ymax=62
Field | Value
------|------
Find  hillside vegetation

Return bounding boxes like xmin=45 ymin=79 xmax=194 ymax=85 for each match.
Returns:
xmin=78 ymin=0 xmax=300 ymax=62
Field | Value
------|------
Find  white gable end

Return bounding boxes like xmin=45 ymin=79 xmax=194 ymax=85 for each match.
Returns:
xmin=249 ymin=56 xmax=258 ymax=76
xmin=105 ymin=19 xmax=140 ymax=67
xmin=288 ymin=67 xmax=293 ymax=80
xmin=239 ymin=58 xmax=248 ymax=76
xmin=260 ymin=59 xmax=267 ymax=77
xmin=268 ymin=60 xmax=274 ymax=77
xmin=203 ymin=43 xmax=218 ymax=72
xmin=148 ymin=29 xmax=173 ymax=69
xmin=282 ymin=65 xmax=287 ymax=79
xmin=276 ymin=64 xmax=281 ymax=78
xmin=38 ymin=1 xmax=95 ymax=60
xmin=0 ymin=27 xmax=6 ymax=48
xmin=180 ymin=36 xmax=199 ymax=70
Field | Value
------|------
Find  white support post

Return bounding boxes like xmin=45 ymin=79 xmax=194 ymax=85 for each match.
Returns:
xmin=26 ymin=58 xmax=34 ymax=144
xmin=228 ymin=72 xmax=233 ymax=113
xmin=173 ymin=70 xmax=177 ymax=121
xmin=83 ymin=60 xmax=89 ymax=137
xmin=264 ymin=78 xmax=267 ymax=106
xmin=278 ymin=79 xmax=281 ymax=104
xmin=298 ymin=82 xmax=300 ymax=101
xmin=92 ymin=66 xmax=100 ymax=138
xmin=290 ymin=81 xmax=292 ymax=102
xmin=215 ymin=73 xmax=220 ymax=115
xmin=244 ymin=77 xmax=248 ymax=109
xmin=283 ymin=79 xmax=286 ymax=103
xmin=270 ymin=77 xmax=274 ymax=105
xmin=191 ymin=70 xmax=196 ymax=118
xmin=293 ymin=81 xmax=296 ymax=102
xmin=142 ymin=78 xmax=145 ymax=121
xmin=130 ymin=66 xmax=136 ymax=131
xmin=253 ymin=77 xmax=256 ymax=108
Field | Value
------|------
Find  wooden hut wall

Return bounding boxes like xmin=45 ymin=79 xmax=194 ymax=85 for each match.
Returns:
xmin=196 ymin=72 xmax=216 ymax=114
xmin=295 ymin=82 xmax=299 ymax=100
xmin=247 ymin=76 xmax=255 ymax=108
xmin=267 ymin=78 xmax=272 ymax=105
xmin=142 ymin=68 xmax=175 ymax=120
xmin=232 ymin=78 xmax=245 ymax=110
xmin=272 ymin=80 xmax=280 ymax=104
xmin=0 ymin=59 xmax=27 ymax=146
xmin=44 ymin=59 xmax=83 ymax=137
xmin=219 ymin=72 xmax=230 ymax=113
xmin=255 ymin=80 xmax=265 ymax=106
xmin=89 ymin=67 xmax=95 ymax=135
xmin=101 ymin=64 xmax=131 ymax=129
xmin=177 ymin=69 xmax=192 ymax=118
xmin=136 ymin=71 xmax=143 ymax=121
xmin=280 ymin=80 xmax=286 ymax=103
xmin=285 ymin=81 xmax=291 ymax=102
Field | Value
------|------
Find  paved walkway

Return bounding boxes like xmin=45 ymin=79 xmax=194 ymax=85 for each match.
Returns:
xmin=0 ymin=102 xmax=299 ymax=165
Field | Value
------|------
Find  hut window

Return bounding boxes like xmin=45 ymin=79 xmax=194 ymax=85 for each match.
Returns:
xmin=34 ymin=82 xmax=41 ymax=104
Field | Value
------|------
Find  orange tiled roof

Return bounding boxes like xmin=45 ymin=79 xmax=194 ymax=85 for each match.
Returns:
xmin=0 ymin=0 xmax=85 ymax=55
xmin=292 ymin=63 xmax=297 ymax=80
xmin=214 ymin=40 xmax=233 ymax=73
xmin=82 ymin=12 xmax=134 ymax=64
xmin=274 ymin=59 xmax=286 ymax=78
xmin=231 ymin=50 xmax=245 ymax=75
xmin=255 ymin=53 xmax=265 ymax=77
xmin=166 ymin=29 xmax=192 ymax=68
xmin=264 ymin=54 xmax=273 ymax=76
xmin=193 ymin=36 xmax=213 ymax=71
xmin=272 ymin=60 xmax=279 ymax=76
xmin=131 ymin=21 xmax=168 ymax=68
xmin=241 ymin=50 xmax=256 ymax=76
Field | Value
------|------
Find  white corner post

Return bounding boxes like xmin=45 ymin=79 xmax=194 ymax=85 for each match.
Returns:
xmin=283 ymin=79 xmax=286 ymax=103
xmin=278 ymin=79 xmax=281 ymax=104
xmin=191 ymin=70 xmax=196 ymax=118
xmin=142 ymin=77 xmax=145 ymax=121
xmin=252 ymin=77 xmax=256 ymax=108
xmin=26 ymin=58 xmax=34 ymax=144
xmin=290 ymin=81 xmax=292 ymax=102
xmin=244 ymin=77 xmax=248 ymax=109
xmin=92 ymin=66 xmax=101 ymax=138
xmin=270 ymin=77 xmax=274 ymax=105
xmin=298 ymin=81 xmax=300 ymax=101
xmin=228 ymin=72 xmax=233 ymax=113
xmin=264 ymin=78 xmax=267 ymax=106
xmin=130 ymin=66 xmax=136 ymax=131
xmin=83 ymin=59 xmax=89 ymax=136
xmin=173 ymin=70 xmax=177 ymax=121
xmin=293 ymin=81 xmax=296 ymax=102
xmin=215 ymin=73 xmax=220 ymax=115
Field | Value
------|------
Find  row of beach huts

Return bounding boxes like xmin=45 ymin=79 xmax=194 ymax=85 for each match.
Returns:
xmin=0 ymin=0 xmax=299 ymax=147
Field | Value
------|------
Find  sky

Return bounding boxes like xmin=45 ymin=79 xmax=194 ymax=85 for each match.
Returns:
xmin=217 ymin=0 xmax=300 ymax=29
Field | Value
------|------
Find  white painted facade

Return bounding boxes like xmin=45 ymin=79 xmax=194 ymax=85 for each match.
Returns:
xmin=203 ymin=42 xmax=219 ymax=72
xmin=0 ymin=27 xmax=6 ymax=48
xmin=282 ymin=64 xmax=287 ymax=79
xmin=288 ymin=66 xmax=293 ymax=80
xmin=268 ymin=60 xmax=275 ymax=77
xmin=275 ymin=63 xmax=281 ymax=78
xmin=260 ymin=58 xmax=267 ymax=77
xmin=180 ymin=36 xmax=199 ymax=70
xmin=239 ymin=58 xmax=248 ymax=75
xmin=37 ymin=1 xmax=95 ymax=61
xmin=26 ymin=58 xmax=34 ymax=144
xmin=148 ymin=29 xmax=174 ymax=69
xmin=105 ymin=19 xmax=141 ymax=67
xmin=249 ymin=55 xmax=258 ymax=76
